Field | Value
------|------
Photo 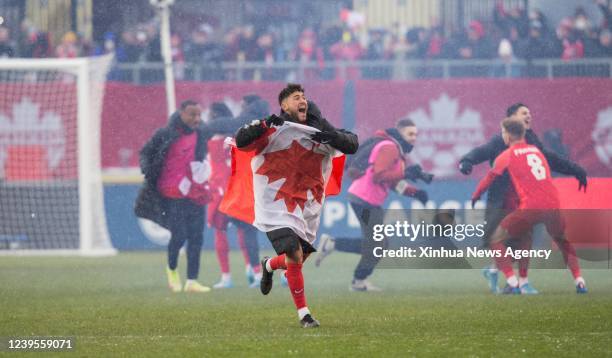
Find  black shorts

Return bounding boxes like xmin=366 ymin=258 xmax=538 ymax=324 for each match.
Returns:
xmin=266 ymin=227 xmax=316 ymax=256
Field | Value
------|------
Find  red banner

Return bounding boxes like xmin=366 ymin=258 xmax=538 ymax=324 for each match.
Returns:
xmin=354 ymin=79 xmax=612 ymax=178
xmin=100 ymin=79 xmax=612 ymax=179
xmin=101 ymin=81 xmax=344 ymax=168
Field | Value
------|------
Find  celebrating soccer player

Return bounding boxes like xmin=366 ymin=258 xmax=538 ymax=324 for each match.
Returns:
xmin=460 ymin=103 xmax=588 ymax=294
xmin=207 ymin=101 xmax=266 ymax=289
xmin=232 ymin=83 xmax=358 ymax=327
xmin=471 ymin=118 xmax=586 ymax=294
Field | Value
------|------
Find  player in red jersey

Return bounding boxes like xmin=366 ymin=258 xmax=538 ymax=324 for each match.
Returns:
xmin=208 ymin=102 xmax=263 ymax=288
xmin=472 ymin=118 xmax=586 ymax=294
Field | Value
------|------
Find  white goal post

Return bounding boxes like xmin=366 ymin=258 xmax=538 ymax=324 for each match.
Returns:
xmin=0 ymin=54 xmax=116 ymax=256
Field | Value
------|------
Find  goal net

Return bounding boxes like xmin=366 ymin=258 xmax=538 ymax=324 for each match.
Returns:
xmin=0 ymin=54 xmax=116 ymax=255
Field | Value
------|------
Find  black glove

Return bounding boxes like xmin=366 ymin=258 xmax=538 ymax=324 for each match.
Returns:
xmin=459 ymin=160 xmax=473 ymax=175
xmin=405 ymin=164 xmax=434 ymax=184
xmin=264 ymin=114 xmax=284 ymax=127
xmin=471 ymin=198 xmax=478 ymax=209
xmin=575 ymin=167 xmax=587 ymax=192
xmin=414 ymin=189 xmax=428 ymax=205
xmin=404 ymin=164 xmax=423 ymax=181
xmin=310 ymin=131 xmax=338 ymax=144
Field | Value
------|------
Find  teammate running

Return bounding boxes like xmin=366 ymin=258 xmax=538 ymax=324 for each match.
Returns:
xmin=471 ymin=118 xmax=586 ymax=294
xmin=234 ymin=83 xmax=358 ymax=327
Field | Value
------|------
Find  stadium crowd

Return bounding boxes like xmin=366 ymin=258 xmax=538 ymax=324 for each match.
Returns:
xmin=0 ymin=0 xmax=612 ymax=82
xmin=1 ymin=1 xmax=611 ymax=64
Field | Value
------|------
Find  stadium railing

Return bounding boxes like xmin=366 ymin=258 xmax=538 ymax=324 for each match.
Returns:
xmin=110 ymin=58 xmax=612 ymax=84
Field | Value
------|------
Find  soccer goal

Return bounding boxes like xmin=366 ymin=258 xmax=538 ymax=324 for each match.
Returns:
xmin=0 ymin=54 xmax=116 ymax=256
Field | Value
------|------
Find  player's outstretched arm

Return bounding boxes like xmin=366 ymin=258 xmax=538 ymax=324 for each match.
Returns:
xmin=540 ymin=147 xmax=588 ymax=191
xmin=459 ymin=135 xmax=505 ymax=174
xmin=235 ymin=116 xmax=283 ymax=150
xmin=526 ymin=129 xmax=587 ymax=191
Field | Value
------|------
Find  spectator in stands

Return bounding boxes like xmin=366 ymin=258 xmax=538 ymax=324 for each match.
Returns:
xmin=585 ymin=29 xmax=612 ymax=57
xmin=0 ymin=26 xmax=15 ymax=58
xmin=56 ymin=31 xmax=80 ymax=58
xmin=289 ymin=28 xmax=325 ymax=80
xmin=424 ymin=26 xmax=445 ymax=59
xmin=116 ymin=30 xmax=145 ymax=63
xmin=237 ymin=24 xmax=258 ymax=62
xmin=364 ymin=29 xmax=387 ymax=60
xmin=184 ymin=24 xmax=223 ymax=64
xmin=290 ymin=28 xmax=325 ymax=64
xmin=497 ymin=25 xmax=521 ymax=63
xmin=404 ymin=27 xmax=428 ymax=59
xmin=362 ymin=28 xmax=391 ymax=79
xmin=329 ymin=30 xmax=363 ymax=79
xmin=572 ymin=6 xmax=593 ymax=37
xmin=458 ymin=20 xmax=495 ymax=59
xmin=516 ymin=20 xmax=561 ymax=60
xmin=253 ymin=32 xmax=277 ymax=80
xmin=493 ymin=1 xmax=529 ymax=38
xmin=253 ymin=32 xmax=275 ymax=64
xmin=30 ymin=32 xmax=52 ymax=58
xmin=144 ymin=22 xmax=162 ymax=62
xmin=528 ymin=8 xmax=550 ymax=38
xmin=597 ymin=0 xmax=612 ymax=32
xmin=94 ymin=31 xmax=116 ymax=55
xmin=557 ymin=20 xmax=585 ymax=61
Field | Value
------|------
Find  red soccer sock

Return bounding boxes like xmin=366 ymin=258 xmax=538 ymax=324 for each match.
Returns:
xmin=492 ymin=242 xmax=515 ymax=279
xmin=286 ymin=262 xmax=307 ymax=310
xmin=236 ymin=228 xmax=251 ymax=266
xmin=214 ymin=230 xmax=230 ymax=274
xmin=269 ymin=254 xmax=287 ymax=271
xmin=557 ymin=239 xmax=582 ymax=279
xmin=518 ymin=239 xmax=531 ymax=278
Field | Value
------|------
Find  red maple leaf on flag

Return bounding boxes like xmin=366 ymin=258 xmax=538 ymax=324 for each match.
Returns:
xmin=255 ymin=140 xmax=325 ymax=212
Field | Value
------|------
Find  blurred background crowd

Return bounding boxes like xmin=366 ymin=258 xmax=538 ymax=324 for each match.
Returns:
xmin=0 ymin=0 xmax=610 ymax=81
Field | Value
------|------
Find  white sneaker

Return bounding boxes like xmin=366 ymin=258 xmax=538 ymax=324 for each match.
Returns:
xmin=315 ymin=234 xmax=335 ymax=267
xmin=350 ymin=279 xmax=382 ymax=292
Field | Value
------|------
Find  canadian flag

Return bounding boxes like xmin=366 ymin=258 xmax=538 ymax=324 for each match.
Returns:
xmin=219 ymin=122 xmax=345 ymax=244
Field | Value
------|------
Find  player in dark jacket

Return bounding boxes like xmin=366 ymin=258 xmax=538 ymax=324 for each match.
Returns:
xmin=136 ymin=100 xmax=239 ymax=293
xmin=459 ymin=103 xmax=588 ymax=294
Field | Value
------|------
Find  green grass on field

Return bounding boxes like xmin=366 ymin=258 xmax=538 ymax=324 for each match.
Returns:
xmin=1 ymin=251 xmax=611 ymax=357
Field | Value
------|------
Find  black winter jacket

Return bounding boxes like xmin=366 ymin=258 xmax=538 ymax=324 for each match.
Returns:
xmin=134 ymin=113 xmax=212 ymax=227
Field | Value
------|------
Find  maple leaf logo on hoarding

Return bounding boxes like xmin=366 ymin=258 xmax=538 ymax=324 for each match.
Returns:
xmin=0 ymin=98 xmax=65 ymax=175
xmin=404 ymin=93 xmax=484 ymax=177
xmin=592 ymin=106 xmax=612 ymax=168
xmin=255 ymin=140 xmax=325 ymax=212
